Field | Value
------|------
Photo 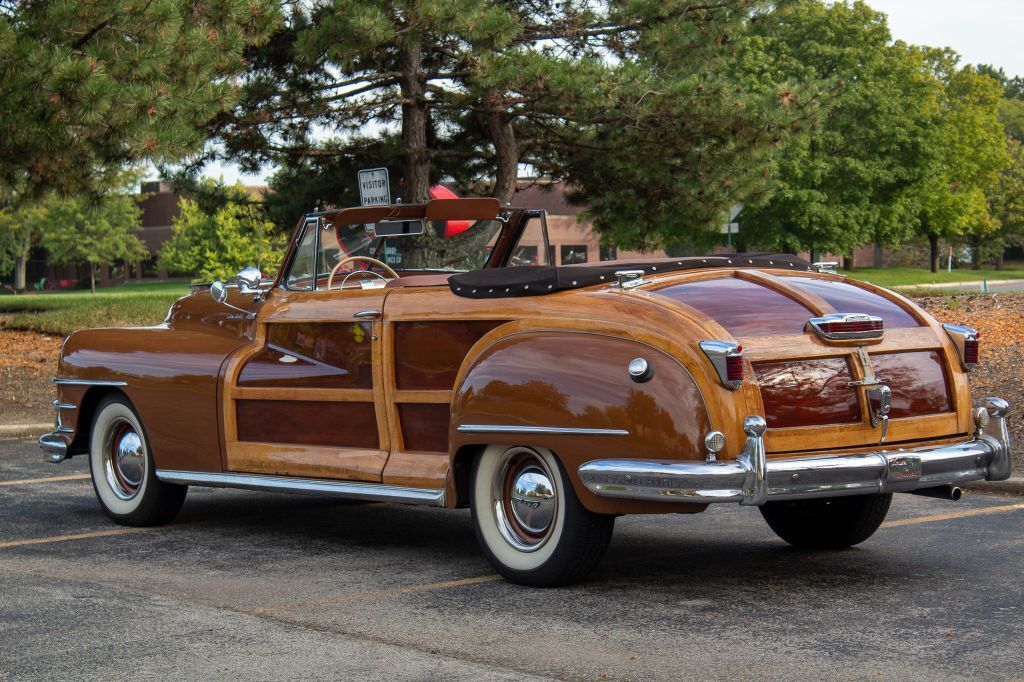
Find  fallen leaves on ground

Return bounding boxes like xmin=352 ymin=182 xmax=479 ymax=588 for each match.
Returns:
xmin=913 ymin=293 xmax=1024 ymax=467
xmin=0 ymin=328 xmax=63 ymax=425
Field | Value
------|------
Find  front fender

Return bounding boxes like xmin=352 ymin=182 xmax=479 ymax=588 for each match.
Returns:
xmin=57 ymin=325 xmax=249 ymax=472
xmin=449 ymin=328 xmax=712 ymax=514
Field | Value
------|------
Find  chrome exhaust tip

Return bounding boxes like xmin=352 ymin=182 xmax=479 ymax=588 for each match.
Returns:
xmin=908 ymin=485 xmax=963 ymax=501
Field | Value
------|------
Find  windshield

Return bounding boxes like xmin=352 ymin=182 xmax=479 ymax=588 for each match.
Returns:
xmin=336 ymin=219 xmax=502 ymax=273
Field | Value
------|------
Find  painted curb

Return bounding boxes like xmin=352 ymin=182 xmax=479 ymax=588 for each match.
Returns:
xmin=962 ymin=477 xmax=1024 ymax=497
xmin=893 ymin=279 xmax=1023 ymax=290
xmin=0 ymin=423 xmax=51 ymax=439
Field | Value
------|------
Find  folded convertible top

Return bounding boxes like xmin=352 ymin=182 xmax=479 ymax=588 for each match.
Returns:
xmin=448 ymin=254 xmax=811 ymax=299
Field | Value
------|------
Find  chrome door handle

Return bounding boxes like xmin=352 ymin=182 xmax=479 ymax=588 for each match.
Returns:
xmin=354 ymin=310 xmax=381 ymax=319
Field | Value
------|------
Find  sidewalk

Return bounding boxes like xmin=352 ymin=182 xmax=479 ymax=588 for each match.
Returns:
xmin=894 ymin=279 xmax=1024 ymax=292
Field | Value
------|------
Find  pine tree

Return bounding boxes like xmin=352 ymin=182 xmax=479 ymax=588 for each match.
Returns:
xmin=0 ymin=0 xmax=277 ymax=195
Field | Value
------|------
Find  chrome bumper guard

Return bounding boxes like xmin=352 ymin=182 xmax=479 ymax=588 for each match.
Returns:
xmin=38 ymin=432 xmax=69 ymax=463
xmin=579 ymin=398 xmax=1012 ymax=506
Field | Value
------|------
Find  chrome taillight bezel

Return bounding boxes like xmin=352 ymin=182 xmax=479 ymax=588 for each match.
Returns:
xmin=942 ymin=323 xmax=979 ymax=370
xmin=699 ymin=340 xmax=744 ymax=390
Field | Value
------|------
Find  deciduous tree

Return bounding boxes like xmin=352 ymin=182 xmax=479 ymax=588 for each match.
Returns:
xmin=43 ymin=192 xmax=149 ymax=293
xmin=158 ymin=181 xmax=283 ymax=282
xmin=738 ymin=1 xmax=942 ymax=259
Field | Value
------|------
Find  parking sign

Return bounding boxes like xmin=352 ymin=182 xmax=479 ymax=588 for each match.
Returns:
xmin=358 ymin=168 xmax=390 ymax=206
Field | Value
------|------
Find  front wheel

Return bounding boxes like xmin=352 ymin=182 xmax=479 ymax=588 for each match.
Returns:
xmin=470 ymin=445 xmax=614 ymax=587
xmin=759 ymin=493 xmax=892 ymax=549
xmin=89 ymin=395 xmax=187 ymax=526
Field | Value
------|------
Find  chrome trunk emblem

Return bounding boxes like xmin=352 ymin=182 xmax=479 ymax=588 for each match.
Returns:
xmin=808 ymin=313 xmax=884 ymax=341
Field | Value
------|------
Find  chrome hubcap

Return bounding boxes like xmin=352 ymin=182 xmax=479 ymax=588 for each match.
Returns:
xmin=103 ymin=418 xmax=145 ymax=500
xmin=491 ymin=447 xmax=559 ymax=552
xmin=509 ymin=467 xmax=555 ymax=534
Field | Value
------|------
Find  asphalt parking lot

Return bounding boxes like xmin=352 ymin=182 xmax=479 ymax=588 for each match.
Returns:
xmin=1 ymin=439 xmax=1023 ymax=681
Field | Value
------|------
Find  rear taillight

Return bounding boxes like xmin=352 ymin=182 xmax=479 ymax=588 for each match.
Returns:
xmin=808 ymin=313 xmax=884 ymax=340
xmin=700 ymin=340 xmax=744 ymax=390
xmin=964 ymin=335 xmax=979 ymax=365
xmin=942 ymin=324 xmax=979 ymax=369
xmin=726 ymin=353 xmax=744 ymax=383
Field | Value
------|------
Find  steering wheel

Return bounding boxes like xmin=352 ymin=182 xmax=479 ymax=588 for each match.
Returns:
xmin=328 ymin=256 xmax=400 ymax=290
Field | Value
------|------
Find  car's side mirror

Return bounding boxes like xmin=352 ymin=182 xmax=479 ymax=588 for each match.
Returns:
xmin=236 ymin=267 xmax=262 ymax=295
xmin=210 ymin=280 xmax=229 ymax=304
xmin=209 ymin=279 xmax=256 ymax=319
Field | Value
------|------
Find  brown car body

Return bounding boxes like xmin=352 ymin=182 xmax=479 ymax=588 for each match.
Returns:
xmin=41 ymin=199 xmax=1012 ymax=584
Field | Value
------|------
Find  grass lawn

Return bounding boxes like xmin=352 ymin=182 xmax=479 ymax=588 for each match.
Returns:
xmin=844 ymin=265 xmax=1024 ymax=288
xmin=0 ymin=281 xmax=192 ymax=336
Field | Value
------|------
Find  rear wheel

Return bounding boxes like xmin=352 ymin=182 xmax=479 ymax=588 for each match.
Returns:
xmin=89 ymin=395 xmax=187 ymax=526
xmin=470 ymin=445 xmax=614 ymax=587
xmin=759 ymin=493 xmax=892 ymax=549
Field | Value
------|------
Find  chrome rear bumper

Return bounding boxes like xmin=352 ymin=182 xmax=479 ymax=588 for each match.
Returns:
xmin=579 ymin=398 xmax=1012 ymax=506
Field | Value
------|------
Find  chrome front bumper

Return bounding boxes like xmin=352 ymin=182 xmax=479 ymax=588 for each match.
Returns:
xmin=579 ymin=398 xmax=1013 ymax=506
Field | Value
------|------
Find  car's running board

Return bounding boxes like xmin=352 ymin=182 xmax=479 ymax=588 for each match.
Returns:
xmin=154 ymin=470 xmax=446 ymax=507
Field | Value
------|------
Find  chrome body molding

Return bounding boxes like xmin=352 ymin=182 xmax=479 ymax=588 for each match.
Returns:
xmin=578 ymin=397 xmax=1012 ymax=506
xmin=456 ymin=424 xmax=630 ymax=437
xmin=52 ymin=378 xmax=128 ymax=387
xmin=154 ymin=470 xmax=447 ymax=506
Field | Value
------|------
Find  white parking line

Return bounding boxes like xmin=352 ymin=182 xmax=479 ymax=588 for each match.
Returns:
xmin=0 ymin=474 xmax=90 ymax=487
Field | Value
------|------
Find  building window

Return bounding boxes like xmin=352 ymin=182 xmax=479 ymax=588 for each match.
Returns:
xmin=599 ymin=245 xmax=618 ymax=261
xmin=561 ymin=244 xmax=588 ymax=265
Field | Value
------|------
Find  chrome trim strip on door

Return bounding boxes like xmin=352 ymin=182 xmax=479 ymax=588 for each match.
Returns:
xmin=52 ymin=378 xmax=128 ymax=387
xmin=154 ymin=470 xmax=446 ymax=506
xmin=456 ymin=425 xmax=630 ymax=436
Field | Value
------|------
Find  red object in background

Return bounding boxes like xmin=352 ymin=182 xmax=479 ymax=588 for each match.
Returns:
xmin=429 ymin=185 xmax=472 ymax=237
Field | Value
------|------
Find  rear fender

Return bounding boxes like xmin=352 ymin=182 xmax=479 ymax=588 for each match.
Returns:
xmin=449 ymin=324 xmax=713 ymax=514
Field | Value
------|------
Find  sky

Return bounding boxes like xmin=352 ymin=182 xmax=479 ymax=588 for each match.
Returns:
xmin=201 ymin=0 xmax=1024 ymax=185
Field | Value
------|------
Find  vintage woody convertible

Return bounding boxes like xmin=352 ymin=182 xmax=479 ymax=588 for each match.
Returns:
xmin=40 ymin=199 xmax=1012 ymax=586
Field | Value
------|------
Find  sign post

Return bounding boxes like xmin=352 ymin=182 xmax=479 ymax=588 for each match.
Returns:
xmin=357 ymin=168 xmax=391 ymax=206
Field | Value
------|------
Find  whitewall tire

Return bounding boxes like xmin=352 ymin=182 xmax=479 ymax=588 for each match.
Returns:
xmin=89 ymin=396 xmax=187 ymax=526
xmin=470 ymin=445 xmax=614 ymax=587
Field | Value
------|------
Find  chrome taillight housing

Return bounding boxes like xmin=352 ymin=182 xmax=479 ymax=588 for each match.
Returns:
xmin=808 ymin=313 xmax=884 ymax=340
xmin=943 ymin=323 xmax=979 ymax=369
xmin=700 ymin=340 xmax=744 ymax=390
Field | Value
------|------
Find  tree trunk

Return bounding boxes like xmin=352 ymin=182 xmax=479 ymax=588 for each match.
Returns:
xmin=485 ymin=89 xmax=518 ymax=205
xmin=873 ymin=243 xmax=884 ymax=268
xmin=14 ymin=254 xmax=27 ymax=292
xmin=970 ymin=235 xmax=982 ymax=270
xmin=14 ymin=233 xmax=30 ymax=292
xmin=842 ymin=254 xmax=853 ymax=271
xmin=399 ymin=37 xmax=430 ymax=203
xmin=90 ymin=263 xmax=96 ymax=294
xmin=928 ymin=234 xmax=939 ymax=273
xmin=995 ymin=249 xmax=1004 ymax=271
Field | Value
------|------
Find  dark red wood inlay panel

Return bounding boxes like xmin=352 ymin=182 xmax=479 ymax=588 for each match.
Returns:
xmin=870 ymin=351 xmax=953 ymax=417
xmin=236 ymin=399 xmax=378 ymax=448
xmin=655 ymin=278 xmax=814 ymax=337
xmin=398 ymin=403 xmax=450 ymax=452
xmin=238 ymin=322 xmax=373 ymax=389
xmin=780 ymin=277 xmax=922 ymax=328
xmin=754 ymin=357 xmax=861 ymax=428
xmin=394 ymin=320 xmax=505 ymax=390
